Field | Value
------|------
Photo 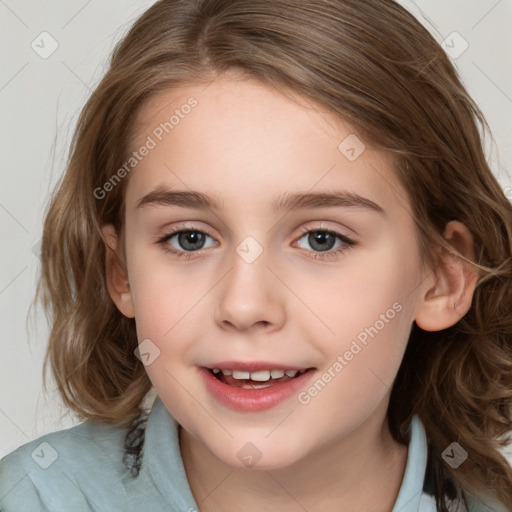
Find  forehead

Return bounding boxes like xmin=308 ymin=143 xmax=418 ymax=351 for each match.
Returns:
xmin=124 ymin=74 xmax=410 ymax=220
xmin=129 ymin=72 xmax=345 ymax=151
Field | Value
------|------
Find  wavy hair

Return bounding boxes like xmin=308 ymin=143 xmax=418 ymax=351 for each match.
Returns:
xmin=35 ymin=0 xmax=512 ymax=509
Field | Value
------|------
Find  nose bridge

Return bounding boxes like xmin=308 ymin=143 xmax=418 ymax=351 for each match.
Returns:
xmin=214 ymin=233 xmax=285 ymax=331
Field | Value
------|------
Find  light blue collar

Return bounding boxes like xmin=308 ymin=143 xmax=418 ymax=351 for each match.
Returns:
xmin=391 ymin=416 xmax=428 ymax=512
xmin=144 ymin=396 xmax=200 ymax=511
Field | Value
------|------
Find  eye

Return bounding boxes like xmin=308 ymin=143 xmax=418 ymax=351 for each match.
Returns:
xmin=155 ymin=227 xmax=217 ymax=260
xmin=295 ymin=226 xmax=356 ymax=260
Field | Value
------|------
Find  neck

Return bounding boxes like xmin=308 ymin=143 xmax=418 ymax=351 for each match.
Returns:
xmin=179 ymin=410 xmax=408 ymax=512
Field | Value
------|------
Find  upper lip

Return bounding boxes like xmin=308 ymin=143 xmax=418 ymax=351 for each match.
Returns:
xmin=204 ymin=361 xmax=313 ymax=372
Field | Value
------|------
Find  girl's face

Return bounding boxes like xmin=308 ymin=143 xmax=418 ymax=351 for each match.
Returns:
xmin=115 ymin=72 xmax=431 ymax=469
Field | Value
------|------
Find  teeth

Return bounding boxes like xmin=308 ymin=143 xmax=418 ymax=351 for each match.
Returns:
xmin=211 ymin=368 xmax=307 ymax=380
xmin=250 ymin=370 xmax=271 ymax=382
xmin=241 ymin=382 xmax=274 ymax=389
xmin=232 ymin=370 xmax=250 ymax=379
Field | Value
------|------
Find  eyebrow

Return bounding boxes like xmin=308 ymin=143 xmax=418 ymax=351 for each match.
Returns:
xmin=135 ymin=187 xmax=384 ymax=215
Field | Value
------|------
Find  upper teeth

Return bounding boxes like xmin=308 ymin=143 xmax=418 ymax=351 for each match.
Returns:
xmin=212 ymin=368 xmax=306 ymax=381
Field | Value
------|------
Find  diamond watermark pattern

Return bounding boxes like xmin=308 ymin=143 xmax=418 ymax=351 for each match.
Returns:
xmin=31 ymin=32 xmax=59 ymax=59
xmin=236 ymin=236 xmax=263 ymax=264
xmin=441 ymin=31 xmax=469 ymax=59
xmin=237 ymin=442 xmax=262 ymax=468
xmin=31 ymin=442 xmax=59 ymax=469
xmin=31 ymin=239 xmax=42 ymax=258
xmin=134 ymin=338 xmax=161 ymax=366
xmin=442 ymin=441 xmax=468 ymax=469
xmin=338 ymin=134 xmax=366 ymax=161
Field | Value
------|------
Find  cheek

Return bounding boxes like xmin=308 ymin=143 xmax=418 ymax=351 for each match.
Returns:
xmin=288 ymin=239 xmax=418 ymax=415
xmin=127 ymin=253 xmax=203 ymax=414
xmin=296 ymin=279 xmax=413 ymax=432
xmin=293 ymin=238 xmax=417 ymax=344
xmin=340 ymin=244 xmax=418 ymax=386
xmin=127 ymin=239 xmax=206 ymax=336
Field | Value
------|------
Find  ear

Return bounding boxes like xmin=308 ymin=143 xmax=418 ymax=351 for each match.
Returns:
xmin=414 ymin=221 xmax=479 ymax=332
xmin=102 ymin=224 xmax=135 ymax=319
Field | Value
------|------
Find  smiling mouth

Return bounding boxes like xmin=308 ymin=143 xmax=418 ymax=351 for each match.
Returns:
xmin=206 ymin=367 xmax=313 ymax=389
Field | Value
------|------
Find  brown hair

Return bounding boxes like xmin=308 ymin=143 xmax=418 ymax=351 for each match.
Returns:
xmin=35 ymin=0 xmax=512 ymax=509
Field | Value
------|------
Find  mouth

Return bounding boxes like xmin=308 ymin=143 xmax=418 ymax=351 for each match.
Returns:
xmin=206 ymin=367 xmax=311 ymax=389
xmin=201 ymin=363 xmax=316 ymax=412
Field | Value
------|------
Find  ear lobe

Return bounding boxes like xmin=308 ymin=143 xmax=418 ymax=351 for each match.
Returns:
xmin=102 ymin=224 xmax=135 ymax=319
xmin=414 ymin=221 xmax=479 ymax=332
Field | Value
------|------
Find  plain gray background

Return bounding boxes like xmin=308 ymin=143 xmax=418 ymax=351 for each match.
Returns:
xmin=1 ymin=0 xmax=511 ymax=460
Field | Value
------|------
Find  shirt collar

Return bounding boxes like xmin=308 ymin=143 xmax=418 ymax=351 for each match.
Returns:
xmin=391 ymin=415 xmax=428 ymax=512
xmin=144 ymin=396 xmax=428 ymax=511
xmin=144 ymin=396 xmax=200 ymax=511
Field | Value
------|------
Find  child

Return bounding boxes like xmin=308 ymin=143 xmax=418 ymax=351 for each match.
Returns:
xmin=1 ymin=0 xmax=511 ymax=510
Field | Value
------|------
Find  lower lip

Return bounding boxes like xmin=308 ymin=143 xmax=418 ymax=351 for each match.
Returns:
xmin=201 ymin=367 xmax=316 ymax=412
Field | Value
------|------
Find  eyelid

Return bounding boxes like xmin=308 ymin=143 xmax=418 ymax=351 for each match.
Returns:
xmin=157 ymin=221 xmax=217 ymax=239
xmin=157 ymin=219 xmax=355 ymax=241
xmin=296 ymin=220 xmax=355 ymax=237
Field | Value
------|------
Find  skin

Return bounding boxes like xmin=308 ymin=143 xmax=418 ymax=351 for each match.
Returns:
xmin=103 ymin=71 xmax=478 ymax=511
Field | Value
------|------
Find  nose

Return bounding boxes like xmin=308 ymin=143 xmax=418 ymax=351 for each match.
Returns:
xmin=213 ymin=244 xmax=286 ymax=333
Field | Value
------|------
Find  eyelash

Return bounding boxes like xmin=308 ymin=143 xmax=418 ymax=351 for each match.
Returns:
xmin=155 ymin=224 xmax=356 ymax=261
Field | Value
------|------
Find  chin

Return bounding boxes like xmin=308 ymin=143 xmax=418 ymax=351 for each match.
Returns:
xmin=209 ymin=438 xmax=307 ymax=471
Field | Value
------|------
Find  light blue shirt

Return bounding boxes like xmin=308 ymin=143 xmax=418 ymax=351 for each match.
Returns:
xmin=0 ymin=396 xmax=506 ymax=511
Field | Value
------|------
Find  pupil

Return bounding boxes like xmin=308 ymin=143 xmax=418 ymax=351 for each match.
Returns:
xmin=309 ymin=232 xmax=334 ymax=252
xmin=179 ymin=231 xmax=204 ymax=250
